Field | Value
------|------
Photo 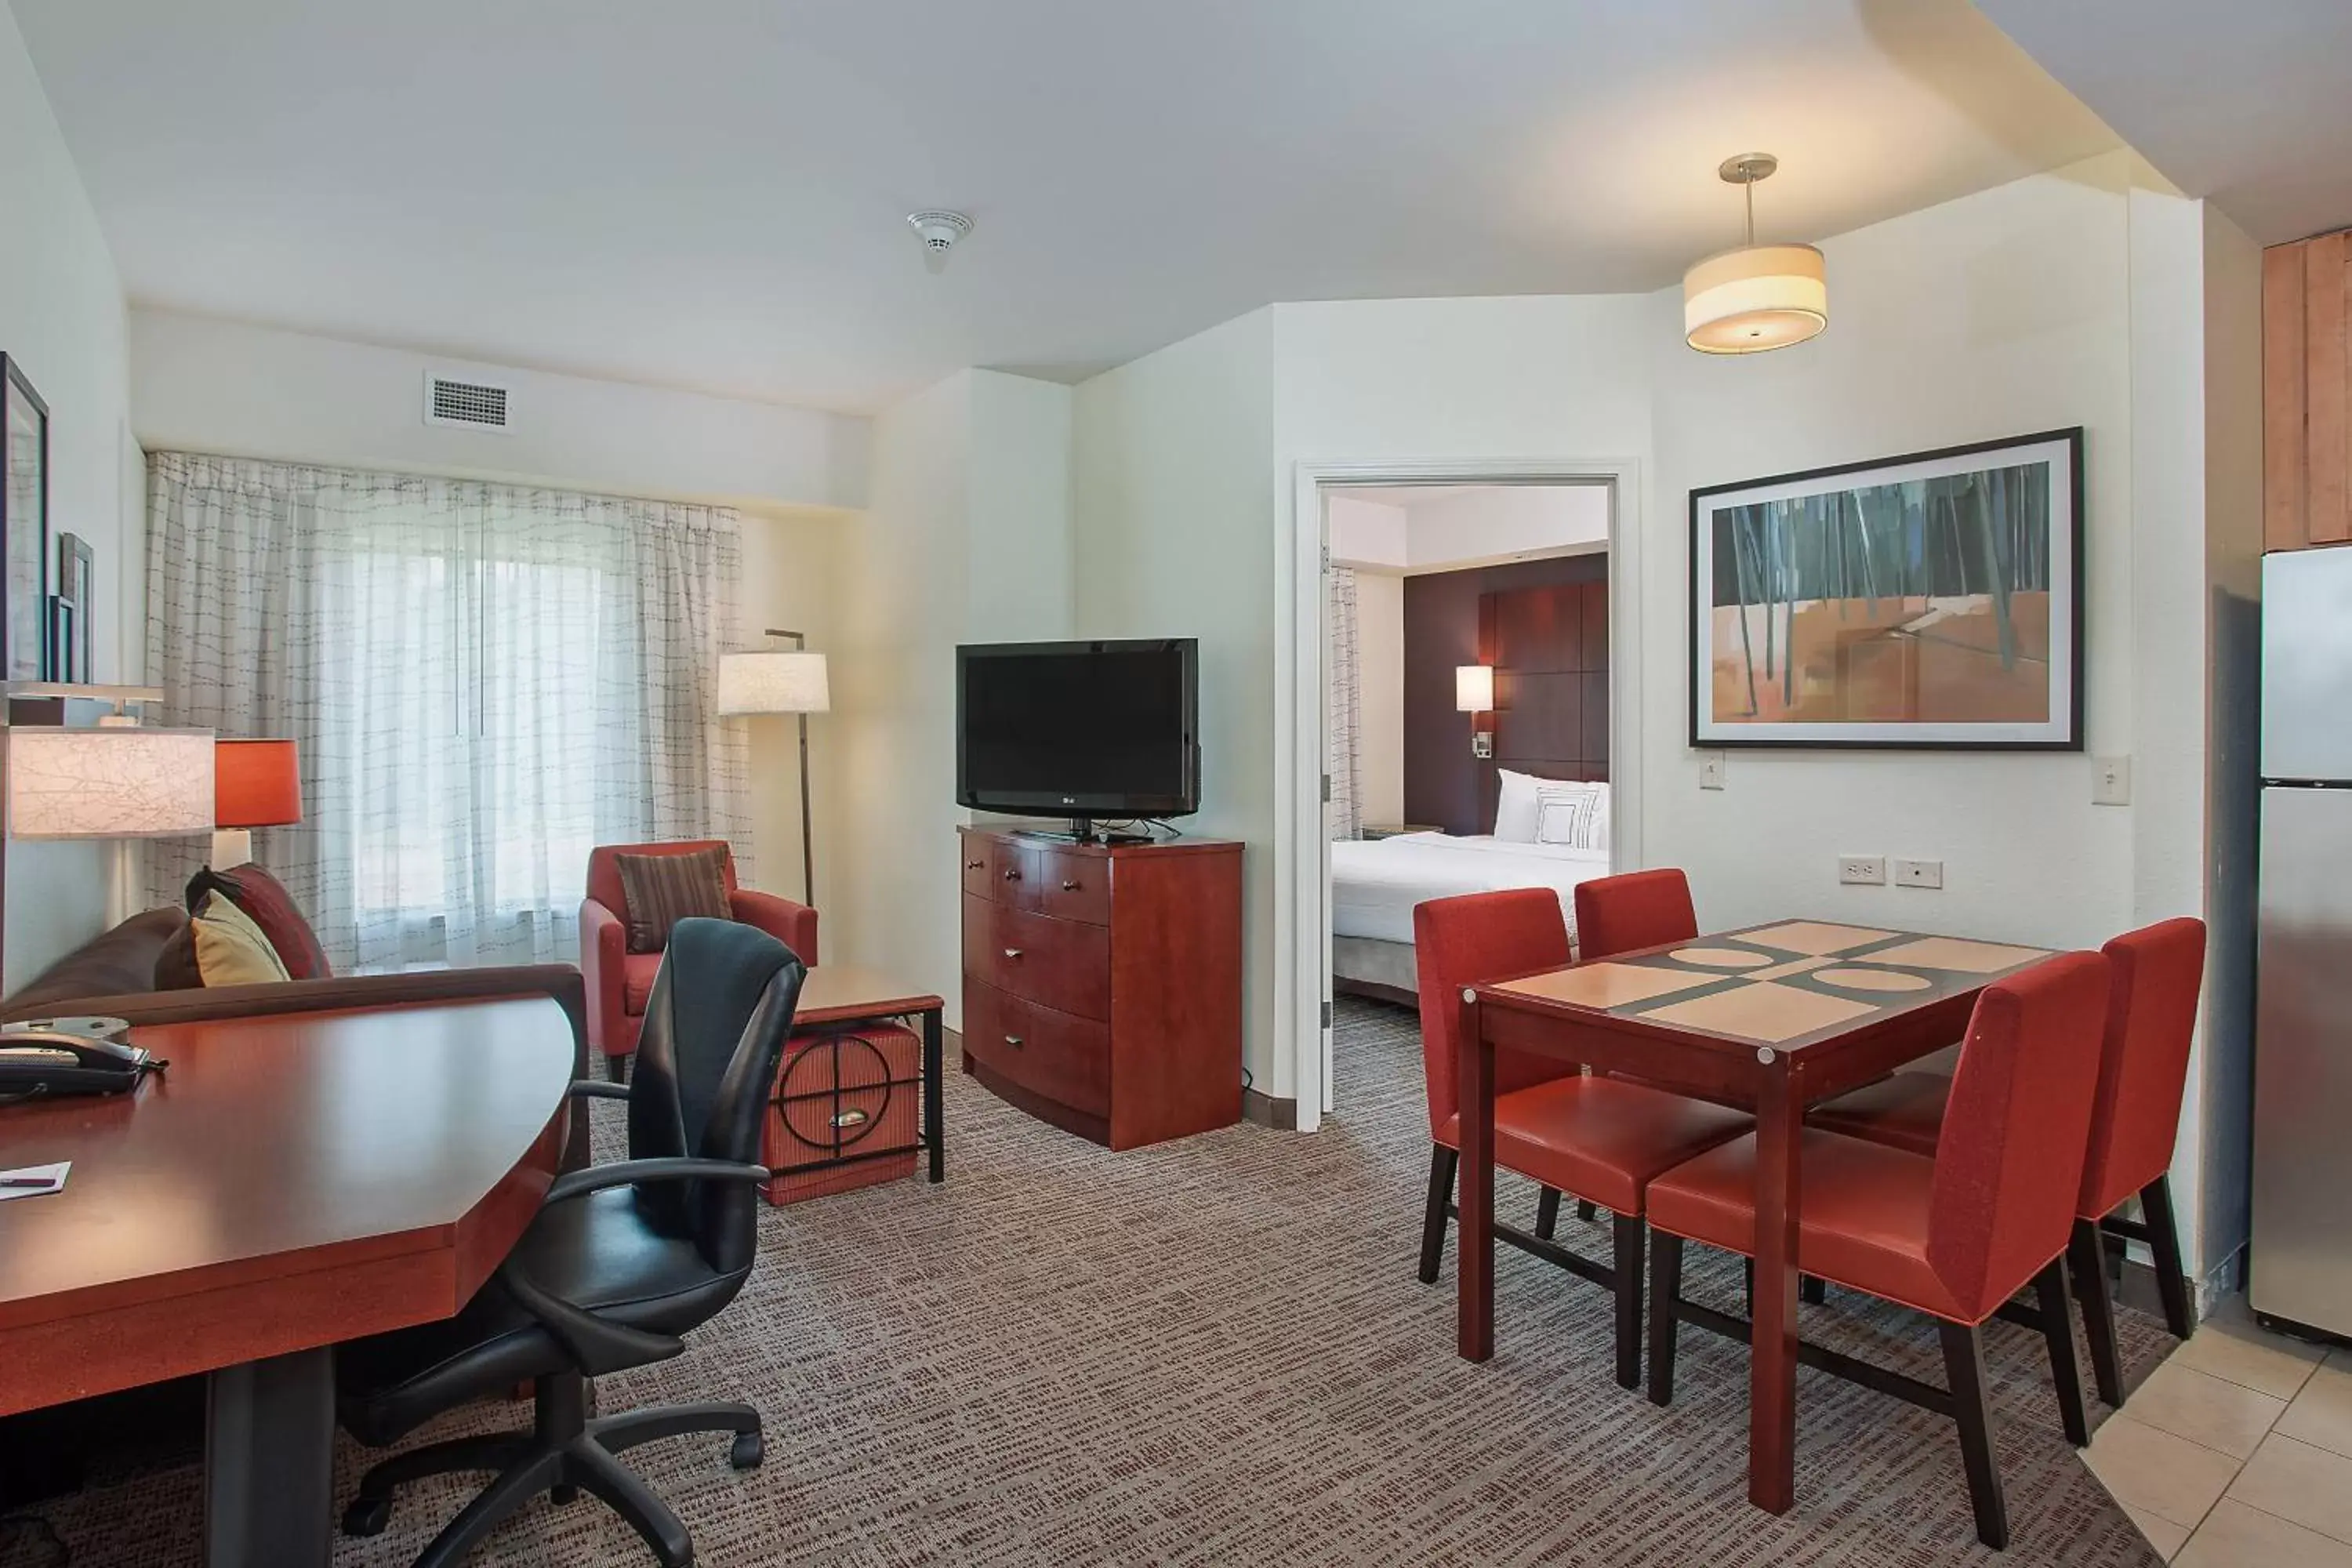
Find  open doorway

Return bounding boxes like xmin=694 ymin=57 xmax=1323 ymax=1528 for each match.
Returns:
xmin=1314 ymin=477 xmax=1624 ymax=1120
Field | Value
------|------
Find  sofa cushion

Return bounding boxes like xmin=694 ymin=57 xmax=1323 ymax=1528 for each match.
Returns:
xmin=2 ymin=906 xmax=186 ymax=1013
xmin=615 ymin=848 xmax=731 ymax=954
xmin=159 ymin=892 xmax=293 ymax=989
xmin=188 ymin=864 xmax=333 ymax=980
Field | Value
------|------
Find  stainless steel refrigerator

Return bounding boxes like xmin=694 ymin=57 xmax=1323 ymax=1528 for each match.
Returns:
xmin=2253 ymin=546 xmax=2352 ymax=1339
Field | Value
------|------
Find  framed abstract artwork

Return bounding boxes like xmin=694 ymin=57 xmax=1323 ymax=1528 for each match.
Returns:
xmin=2 ymin=355 xmax=49 ymax=683
xmin=1690 ymin=428 xmax=2084 ymax=750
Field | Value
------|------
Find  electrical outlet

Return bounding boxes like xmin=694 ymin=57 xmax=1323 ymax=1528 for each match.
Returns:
xmin=2093 ymin=756 xmax=2132 ymax=806
xmin=1838 ymin=855 xmax=1886 ymax=886
xmin=1698 ymin=752 xmax=1726 ymax=791
xmin=1893 ymin=858 xmax=1944 ymax=890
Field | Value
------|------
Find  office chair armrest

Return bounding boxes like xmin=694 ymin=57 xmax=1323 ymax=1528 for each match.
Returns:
xmin=568 ymin=1079 xmax=631 ymax=1101
xmin=543 ymin=1156 xmax=770 ymax=1206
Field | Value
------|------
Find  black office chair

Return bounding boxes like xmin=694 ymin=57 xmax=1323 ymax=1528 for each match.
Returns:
xmin=336 ymin=917 xmax=806 ymax=1568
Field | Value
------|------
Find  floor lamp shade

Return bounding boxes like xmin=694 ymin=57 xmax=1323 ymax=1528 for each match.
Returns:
xmin=7 ymin=728 xmax=216 ymax=839
xmin=717 ymin=651 xmax=829 ymax=715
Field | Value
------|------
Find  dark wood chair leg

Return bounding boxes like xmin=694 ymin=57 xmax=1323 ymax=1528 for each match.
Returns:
xmin=604 ymin=1052 xmax=630 ymax=1083
xmin=1648 ymin=1232 xmax=1682 ymax=1407
xmin=1939 ymin=1320 xmax=2009 ymax=1551
xmin=1417 ymin=1145 xmax=1457 ymax=1286
xmin=1577 ymin=1200 xmax=1598 ymax=1224
xmin=1612 ymin=1214 xmax=1645 ymax=1392
xmin=1743 ymin=1256 xmax=1754 ymax=1314
xmin=1535 ymin=1187 xmax=1562 ymax=1241
xmin=2069 ymin=1216 xmax=2125 ymax=1408
xmin=2140 ymin=1175 xmax=2195 ymax=1339
xmin=2035 ymin=1256 xmax=2090 ymax=1446
xmin=1802 ymin=1276 xmax=1826 ymax=1305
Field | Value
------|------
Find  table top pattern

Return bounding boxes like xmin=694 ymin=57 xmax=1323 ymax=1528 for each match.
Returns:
xmin=1487 ymin=920 xmax=2055 ymax=1049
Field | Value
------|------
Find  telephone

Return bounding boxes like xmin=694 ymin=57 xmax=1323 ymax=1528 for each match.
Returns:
xmin=0 ymin=1017 xmax=165 ymax=1102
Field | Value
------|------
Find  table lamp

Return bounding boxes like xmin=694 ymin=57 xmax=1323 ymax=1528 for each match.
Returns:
xmin=1456 ymin=664 xmax=1494 ymax=758
xmin=212 ymin=738 xmax=301 ymax=870
xmin=717 ymin=629 xmax=829 ymax=904
xmin=7 ymin=724 xmax=216 ymax=924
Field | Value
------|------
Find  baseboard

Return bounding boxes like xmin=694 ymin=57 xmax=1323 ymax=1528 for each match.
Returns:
xmin=2113 ymin=1242 xmax=2244 ymax=1330
xmin=1241 ymin=1088 xmax=1296 ymax=1131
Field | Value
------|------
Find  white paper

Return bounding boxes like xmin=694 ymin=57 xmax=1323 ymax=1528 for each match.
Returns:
xmin=0 ymin=1161 xmax=70 ymax=1200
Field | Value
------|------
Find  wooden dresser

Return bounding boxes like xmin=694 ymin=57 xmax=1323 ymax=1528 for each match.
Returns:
xmin=958 ymin=826 xmax=1243 ymax=1150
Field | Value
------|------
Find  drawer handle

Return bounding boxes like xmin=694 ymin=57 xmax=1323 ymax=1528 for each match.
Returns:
xmin=830 ymin=1108 xmax=869 ymax=1129
xmin=1003 ymin=947 xmax=1022 ymax=960
xmin=1003 ymin=868 xmax=1022 ymax=882
xmin=1061 ymin=879 xmax=1080 ymax=892
xmin=965 ymin=858 xmax=984 ymax=870
xmin=1004 ymin=1034 xmax=1024 ymax=1048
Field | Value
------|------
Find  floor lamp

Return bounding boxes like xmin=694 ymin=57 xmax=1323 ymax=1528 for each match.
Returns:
xmin=716 ymin=630 xmax=829 ymax=906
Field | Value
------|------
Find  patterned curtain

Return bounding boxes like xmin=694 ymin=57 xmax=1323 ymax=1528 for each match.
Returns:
xmin=1327 ymin=565 xmax=1363 ymax=840
xmin=143 ymin=452 xmax=750 ymax=970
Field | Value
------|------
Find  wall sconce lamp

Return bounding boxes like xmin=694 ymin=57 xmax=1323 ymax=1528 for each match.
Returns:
xmin=1455 ymin=664 xmax=1495 ymax=759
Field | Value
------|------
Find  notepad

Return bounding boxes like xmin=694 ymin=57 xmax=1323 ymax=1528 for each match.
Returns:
xmin=0 ymin=1161 xmax=69 ymax=1200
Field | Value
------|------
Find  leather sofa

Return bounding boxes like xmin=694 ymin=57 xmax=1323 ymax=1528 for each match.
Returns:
xmin=3 ymin=906 xmax=594 ymax=1167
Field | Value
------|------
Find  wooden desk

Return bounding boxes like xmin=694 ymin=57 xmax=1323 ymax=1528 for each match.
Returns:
xmin=793 ymin=964 xmax=947 ymax=1183
xmin=1455 ymin=921 xmax=2050 ymax=1517
xmin=0 ymin=996 xmax=576 ymax=1566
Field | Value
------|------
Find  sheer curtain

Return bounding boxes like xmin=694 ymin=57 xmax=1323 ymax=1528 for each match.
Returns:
xmin=145 ymin=452 xmax=750 ymax=970
xmin=1326 ymin=565 xmax=1363 ymax=840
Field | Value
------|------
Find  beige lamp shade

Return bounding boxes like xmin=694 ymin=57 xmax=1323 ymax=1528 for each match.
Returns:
xmin=1683 ymin=244 xmax=1828 ymax=354
xmin=8 ymin=727 xmax=216 ymax=839
xmin=717 ymin=650 xmax=830 ymax=715
xmin=1455 ymin=664 xmax=1495 ymax=713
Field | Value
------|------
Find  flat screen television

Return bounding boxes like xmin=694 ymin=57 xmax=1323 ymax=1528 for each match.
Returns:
xmin=956 ymin=638 xmax=1199 ymax=836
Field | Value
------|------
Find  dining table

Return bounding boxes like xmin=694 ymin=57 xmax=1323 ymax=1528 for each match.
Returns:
xmin=1453 ymin=918 xmax=2053 ymax=1515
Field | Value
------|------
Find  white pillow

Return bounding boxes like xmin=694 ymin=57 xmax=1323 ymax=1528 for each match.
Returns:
xmin=1533 ymin=780 xmax=1611 ymax=851
xmin=1494 ymin=768 xmax=1544 ymax=842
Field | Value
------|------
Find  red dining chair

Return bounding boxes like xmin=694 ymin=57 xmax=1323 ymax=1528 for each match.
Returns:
xmin=1644 ymin=951 xmax=2113 ymax=1551
xmin=1573 ymin=869 xmax=1698 ymax=960
xmin=1810 ymin=918 xmax=2205 ymax=1405
xmin=1414 ymin=888 xmax=1751 ymax=1389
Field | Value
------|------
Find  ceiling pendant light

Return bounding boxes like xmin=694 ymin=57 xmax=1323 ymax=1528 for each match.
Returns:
xmin=1683 ymin=153 xmax=1827 ymax=354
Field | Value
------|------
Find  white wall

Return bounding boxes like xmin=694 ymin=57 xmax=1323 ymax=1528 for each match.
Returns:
xmin=1327 ymin=493 xmax=1407 ymax=569
xmin=1073 ymin=309 xmax=1279 ymax=1085
xmin=0 ymin=6 xmax=135 ymax=991
xmin=129 ymin=309 xmax=869 ymax=514
xmin=735 ymin=512 xmax=841 ymax=913
xmin=1352 ymin=570 xmax=1405 ymax=827
xmin=1399 ymin=485 xmax=1610 ymax=569
xmin=831 ymin=368 xmax=1073 ymax=1025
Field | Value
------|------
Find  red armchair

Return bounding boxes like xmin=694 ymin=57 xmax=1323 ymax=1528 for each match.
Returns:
xmin=581 ymin=840 xmax=818 ymax=1074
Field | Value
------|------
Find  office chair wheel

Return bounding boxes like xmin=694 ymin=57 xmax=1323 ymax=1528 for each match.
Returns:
xmin=341 ymin=1496 xmax=393 ymax=1537
xmin=552 ymin=1482 xmax=579 ymax=1504
xmin=730 ymin=1432 xmax=764 ymax=1470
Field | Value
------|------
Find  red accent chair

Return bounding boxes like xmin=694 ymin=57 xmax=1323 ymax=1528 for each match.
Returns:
xmin=581 ymin=841 xmax=818 ymax=1077
xmin=1809 ymin=917 xmax=2207 ymax=1404
xmin=1573 ymin=868 xmax=1699 ymax=960
xmin=1644 ymin=951 xmax=2113 ymax=1550
xmin=1413 ymin=887 xmax=1751 ymax=1389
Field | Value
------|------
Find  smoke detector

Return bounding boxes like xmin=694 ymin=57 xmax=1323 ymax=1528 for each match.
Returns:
xmin=907 ymin=210 xmax=971 ymax=274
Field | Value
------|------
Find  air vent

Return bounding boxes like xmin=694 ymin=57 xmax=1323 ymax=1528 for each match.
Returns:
xmin=424 ymin=372 xmax=513 ymax=433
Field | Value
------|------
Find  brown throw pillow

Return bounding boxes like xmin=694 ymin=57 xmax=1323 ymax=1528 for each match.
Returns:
xmin=615 ymin=848 xmax=731 ymax=953
xmin=187 ymin=863 xmax=333 ymax=980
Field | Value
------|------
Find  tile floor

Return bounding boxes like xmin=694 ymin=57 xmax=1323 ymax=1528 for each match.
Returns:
xmin=2084 ymin=1295 xmax=2352 ymax=1564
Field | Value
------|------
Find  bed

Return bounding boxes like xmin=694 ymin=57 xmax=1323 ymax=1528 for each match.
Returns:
xmin=1330 ymin=831 xmax=1611 ymax=1005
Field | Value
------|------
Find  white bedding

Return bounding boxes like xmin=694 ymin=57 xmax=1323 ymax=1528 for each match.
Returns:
xmin=1330 ymin=833 xmax=1610 ymax=946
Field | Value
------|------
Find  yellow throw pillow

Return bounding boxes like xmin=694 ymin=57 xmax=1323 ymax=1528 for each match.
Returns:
xmin=191 ymin=891 xmax=292 ymax=986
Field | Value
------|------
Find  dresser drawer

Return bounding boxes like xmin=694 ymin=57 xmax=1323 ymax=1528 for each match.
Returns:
xmin=963 ymin=978 xmax=1109 ymax=1118
xmin=959 ymin=838 xmax=998 ymax=899
xmin=1029 ymin=845 xmax=1111 ymax=926
xmin=961 ymin=895 xmax=1110 ymax=1020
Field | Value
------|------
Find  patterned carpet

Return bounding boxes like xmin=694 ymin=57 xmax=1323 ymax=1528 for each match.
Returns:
xmin=13 ymin=997 xmax=2161 ymax=1567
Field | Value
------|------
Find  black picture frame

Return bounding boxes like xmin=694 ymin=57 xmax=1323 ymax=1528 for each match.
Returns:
xmin=1 ymin=355 xmax=49 ymax=684
xmin=1687 ymin=427 xmax=2086 ymax=752
xmin=54 ymin=531 xmax=93 ymax=682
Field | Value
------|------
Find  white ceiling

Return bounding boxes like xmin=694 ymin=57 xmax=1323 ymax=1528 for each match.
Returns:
xmin=14 ymin=0 xmax=2116 ymax=414
xmin=1974 ymin=1 xmax=2352 ymax=246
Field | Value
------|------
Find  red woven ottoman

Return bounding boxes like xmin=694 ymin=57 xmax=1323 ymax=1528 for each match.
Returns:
xmin=762 ymin=1022 xmax=922 ymax=1203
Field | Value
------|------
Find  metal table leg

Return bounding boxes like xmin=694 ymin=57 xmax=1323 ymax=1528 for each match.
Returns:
xmin=206 ymin=1346 xmax=335 ymax=1567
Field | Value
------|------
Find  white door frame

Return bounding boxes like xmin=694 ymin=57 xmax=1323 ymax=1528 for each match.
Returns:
xmin=1278 ymin=456 xmax=1646 ymax=1131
